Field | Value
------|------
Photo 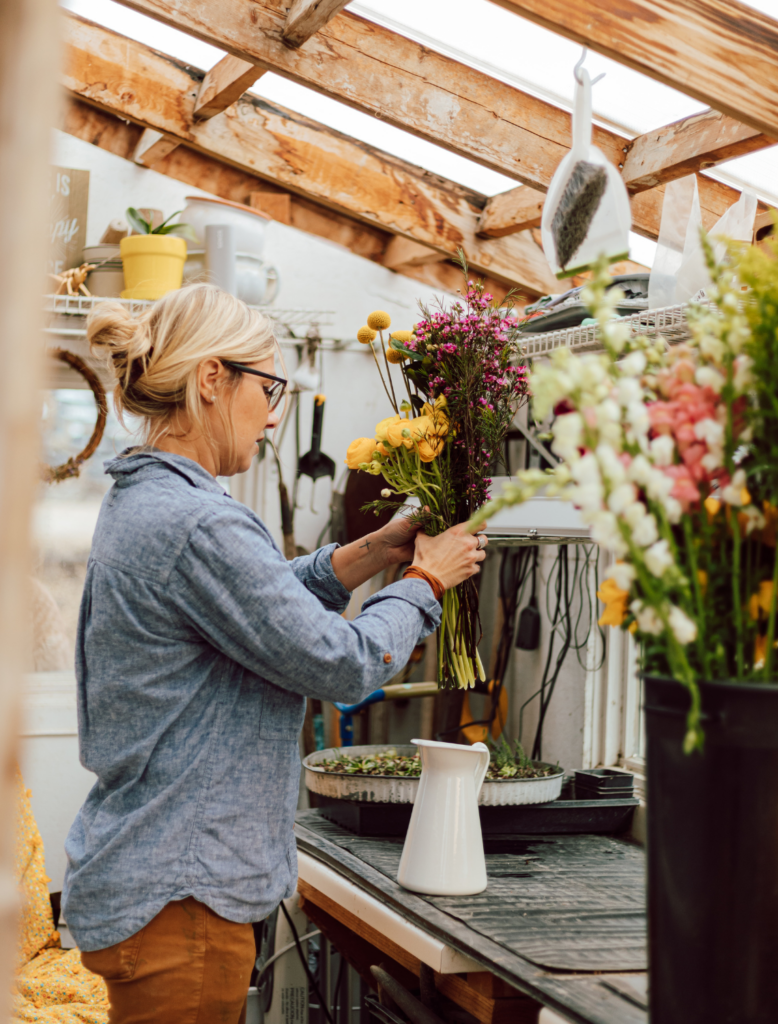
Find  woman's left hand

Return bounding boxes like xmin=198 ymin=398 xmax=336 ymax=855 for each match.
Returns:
xmin=374 ymin=515 xmax=424 ymax=565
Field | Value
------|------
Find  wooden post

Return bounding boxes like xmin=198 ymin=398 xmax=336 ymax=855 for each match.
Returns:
xmin=0 ymin=0 xmax=60 ymax=1006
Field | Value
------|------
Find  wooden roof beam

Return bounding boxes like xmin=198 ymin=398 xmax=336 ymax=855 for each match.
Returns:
xmin=488 ymin=0 xmax=778 ymax=139
xmin=479 ymin=106 xmax=774 ymax=238
xmin=283 ymin=0 xmax=352 ymax=48
xmin=64 ymin=99 xmax=508 ymax=300
xmin=62 ymin=13 xmax=555 ymax=296
xmin=194 ymin=55 xmax=266 ymax=120
xmin=109 ymin=0 xmax=773 ymax=242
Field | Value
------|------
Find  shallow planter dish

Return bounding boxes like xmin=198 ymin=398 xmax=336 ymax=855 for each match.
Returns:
xmin=303 ymin=744 xmax=564 ymax=806
xmin=120 ymin=235 xmax=186 ymax=300
xmin=83 ymin=244 xmax=124 ymax=298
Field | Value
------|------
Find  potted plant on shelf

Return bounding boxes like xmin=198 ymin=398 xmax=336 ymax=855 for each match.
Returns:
xmin=470 ymin=237 xmax=778 ymax=1024
xmin=120 ymin=207 xmax=196 ymax=300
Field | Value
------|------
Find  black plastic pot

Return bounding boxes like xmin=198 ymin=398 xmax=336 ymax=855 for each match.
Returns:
xmin=644 ymin=676 xmax=778 ymax=1024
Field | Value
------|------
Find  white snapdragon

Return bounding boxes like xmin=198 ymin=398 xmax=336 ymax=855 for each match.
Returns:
xmin=620 ymin=351 xmax=647 ymax=377
xmin=608 ymin=483 xmax=638 ymax=515
xmin=733 ymin=355 xmax=753 ymax=392
xmin=628 ymin=454 xmax=652 ymax=487
xmin=616 ymin=377 xmax=642 ymax=407
xmin=694 ymin=417 xmax=724 ymax=448
xmin=570 ymin=453 xmax=604 ymax=513
xmin=630 ymin=600 xmax=664 ymax=636
xmin=721 ymin=468 xmax=747 ymax=505
xmin=626 ymin=503 xmax=659 ymax=547
xmin=663 ymin=496 xmax=683 ymax=524
xmin=649 ymin=434 xmax=675 ymax=467
xmin=606 ymin=561 xmax=636 ymax=591
xmin=668 ymin=605 xmax=698 ymax=646
xmin=595 ymin=398 xmax=621 ymax=427
xmin=645 ymin=467 xmax=675 ymax=506
xmin=695 ymin=365 xmax=725 ymax=393
xmin=551 ymin=412 xmax=584 ymax=462
xmin=579 ymin=357 xmax=608 ymax=390
xmin=604 ymin=321 xmax=630 ymax=354
xmin=740 ymin=505 xmax=766 ymax=535
xmin=644 ymin=538 xmax=674 ymax=578
xmin=595 ymin=443 xmax=626 ymax=485
xmin=587 ymin=510 xmax=627 ymax=556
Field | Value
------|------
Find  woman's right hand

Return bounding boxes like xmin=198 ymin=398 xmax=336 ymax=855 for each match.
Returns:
xmin=411 ymin=523 xmax=488 ymax=590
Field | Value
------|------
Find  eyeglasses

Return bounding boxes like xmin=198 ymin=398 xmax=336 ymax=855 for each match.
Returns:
xmin=221 ymin=360 xmax=288 ymax=411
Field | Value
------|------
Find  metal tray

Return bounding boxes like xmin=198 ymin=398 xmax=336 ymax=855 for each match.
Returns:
xmin=303 ymin=743 xmax=565 ymax=807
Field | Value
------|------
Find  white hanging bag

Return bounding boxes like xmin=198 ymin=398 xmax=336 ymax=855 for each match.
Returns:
xmin=541 ymin=53 xmax=632 ymax=279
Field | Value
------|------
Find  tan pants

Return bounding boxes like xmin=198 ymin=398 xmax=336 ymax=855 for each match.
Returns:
xmin=81 ymin=897 xmax=255 ymax=1024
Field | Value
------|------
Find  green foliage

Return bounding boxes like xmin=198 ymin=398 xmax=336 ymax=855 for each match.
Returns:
xmin=125 ymin=207 xmax=198 ymax=242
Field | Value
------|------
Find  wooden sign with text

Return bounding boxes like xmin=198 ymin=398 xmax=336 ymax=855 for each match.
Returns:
xmin=49 ymin=167 xmax=89 ymax=274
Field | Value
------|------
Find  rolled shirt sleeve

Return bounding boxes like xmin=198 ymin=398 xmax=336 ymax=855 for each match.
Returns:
xmin=171 ymin=507 xmax=441 ymax=705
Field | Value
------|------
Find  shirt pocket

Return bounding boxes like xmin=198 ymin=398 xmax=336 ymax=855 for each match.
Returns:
xmin=258 ymin=683 xmax=306 ymax=740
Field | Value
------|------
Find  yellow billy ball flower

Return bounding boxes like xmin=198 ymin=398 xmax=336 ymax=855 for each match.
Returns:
xmin=345 ymin=437 xmax=377 ymax=469
xmin=390 ymin=330 xmax=414 ymax=343
xmin=367 ymin=310 xmax=391 ymax=331
xmin=357 ymin=326 xmax=377 ymax=344
xmin=386 ymin=347 xmax=405 ymax=364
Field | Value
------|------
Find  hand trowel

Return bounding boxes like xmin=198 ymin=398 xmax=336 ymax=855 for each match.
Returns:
xmin=541 ymin=52 xmax=631 ymax=279
xmin=297 ymin=394 xmax=336 ymax=484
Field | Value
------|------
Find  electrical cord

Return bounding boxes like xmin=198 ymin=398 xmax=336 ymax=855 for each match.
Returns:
xmin=279 ymin=901 xmax=335 ymax=1024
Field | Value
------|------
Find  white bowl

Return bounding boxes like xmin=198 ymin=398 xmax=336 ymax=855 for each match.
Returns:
xmin=303 ymin=743 xmax=564 ymax=806
xmin=181 ymin=196 xmax=269 ymax=258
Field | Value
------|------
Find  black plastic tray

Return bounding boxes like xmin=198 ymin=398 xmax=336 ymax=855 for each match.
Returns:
xmin=317 ymin=796 xmax=639 ymax=837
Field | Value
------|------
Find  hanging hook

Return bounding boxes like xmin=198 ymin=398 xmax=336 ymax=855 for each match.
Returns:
xmin=573 ymin=46 xmax=606 ymax=87
xmin=573 ymin=46 xmax=587 ymax=84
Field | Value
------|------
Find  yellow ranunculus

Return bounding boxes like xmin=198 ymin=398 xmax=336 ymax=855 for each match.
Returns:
xmin=375 ymin=414 xmax=402 ymax=444
xmin=386 ymin=418 xmax=414 ymax=448
xmin=345 ymin=437 xmax=378 ymax=469
xmin=597 ymin=578 xmax=630 ymax=627
xmin=407 ymin=415 xmax=433 ymax=439
xmin=375 ymin=441 xmax=390 ymax=457
xmin=417 ymin=435 xmax=444 ymax=462
xmin=420 ymin=399 xmax=449 ymax=436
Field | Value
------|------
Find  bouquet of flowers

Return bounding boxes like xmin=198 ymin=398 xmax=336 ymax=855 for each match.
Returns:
xmin=346 ymin=275 xmax=530 ymax=688
xmin=471 ymin=234 xmax=778 ymax=751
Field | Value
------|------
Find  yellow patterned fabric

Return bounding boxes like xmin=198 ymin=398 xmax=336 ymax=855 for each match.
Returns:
xmin=11 ymin=769 xmax=108 ymax=1024
xmin=15 ymin=769 xmax=57 ymax=967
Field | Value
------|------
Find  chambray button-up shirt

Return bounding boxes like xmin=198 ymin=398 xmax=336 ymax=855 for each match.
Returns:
xmin=62 ymin=450 xmax=440 ymax=951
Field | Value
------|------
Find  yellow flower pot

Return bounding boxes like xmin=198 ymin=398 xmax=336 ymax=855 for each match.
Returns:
xmin=120 ymin=235 xmax=187 ymax=300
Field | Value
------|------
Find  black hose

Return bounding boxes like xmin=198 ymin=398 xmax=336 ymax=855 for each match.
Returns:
xmin=279 ymin=901 xmax=335 ymax=1024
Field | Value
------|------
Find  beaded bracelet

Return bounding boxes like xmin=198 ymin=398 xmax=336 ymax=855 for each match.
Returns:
xmin=402 ymin=566 xmax=445 ymax=602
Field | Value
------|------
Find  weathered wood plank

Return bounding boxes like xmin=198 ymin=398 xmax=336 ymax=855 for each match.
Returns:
xmin=488 ymin=0 xmax=778 ymax=138
xmin=295 ymin=814 xmax=647 ymax=1024
xmin=622 ymin=108 xmax=774 ymax=191
xmin=110 ymin=0 xmax=770 ymax=241
xmin=132 ymin=127 xmax=180 ymax=166
xmin=194 ymin=54 xmax=265 ymax=119
xmin=479 ymin=187 xmax=545 ymax=238
xmin=62 ymin=13 xmax=556 ymax=294
xmin=249 ymin=190 xmax=291 ymax=224
xmin=283 ymin=0 xmax=352 ymax=48
xmin=382 ymin=236 xmax=446 ymax=270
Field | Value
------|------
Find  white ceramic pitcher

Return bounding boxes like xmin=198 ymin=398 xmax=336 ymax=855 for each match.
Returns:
xmin=397 ymin=739 xmax=489 ymax=896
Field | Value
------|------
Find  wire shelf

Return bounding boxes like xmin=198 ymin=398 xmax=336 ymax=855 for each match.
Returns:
xmin=519 ymin=302 xmax=706 ymax=358
xmin=43 ymin=294 xmax=335 ymax=331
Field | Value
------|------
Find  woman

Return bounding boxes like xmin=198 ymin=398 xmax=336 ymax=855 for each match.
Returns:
xmin=62 ymin=284 xmax=486 ymax=1023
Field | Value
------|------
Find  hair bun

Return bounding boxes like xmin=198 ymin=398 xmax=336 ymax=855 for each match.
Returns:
xmin=87 ymin=302 xmax=152 ymax=384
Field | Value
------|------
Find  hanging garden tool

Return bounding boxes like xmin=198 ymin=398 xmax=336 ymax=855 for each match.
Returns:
xmin=541 ymin=50 xmax=631 ymax=278
xmin=297 ymin=394 xmax=335 ymax=512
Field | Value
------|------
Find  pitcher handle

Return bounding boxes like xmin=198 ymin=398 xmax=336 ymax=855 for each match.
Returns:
xmin=471 ymin=742 xmax=490 ymax=796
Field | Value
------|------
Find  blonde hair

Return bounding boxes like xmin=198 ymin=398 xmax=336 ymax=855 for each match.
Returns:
xmin=87 ymin=284 xmax=276 ymax=459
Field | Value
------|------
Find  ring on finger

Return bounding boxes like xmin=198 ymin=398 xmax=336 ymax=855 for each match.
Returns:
xmin=476 ymin=533 xmax=487 ymax=551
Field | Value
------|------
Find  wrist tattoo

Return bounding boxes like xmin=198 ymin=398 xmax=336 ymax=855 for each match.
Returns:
xmin=360 ymin=539 xmax=371 ymax=552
